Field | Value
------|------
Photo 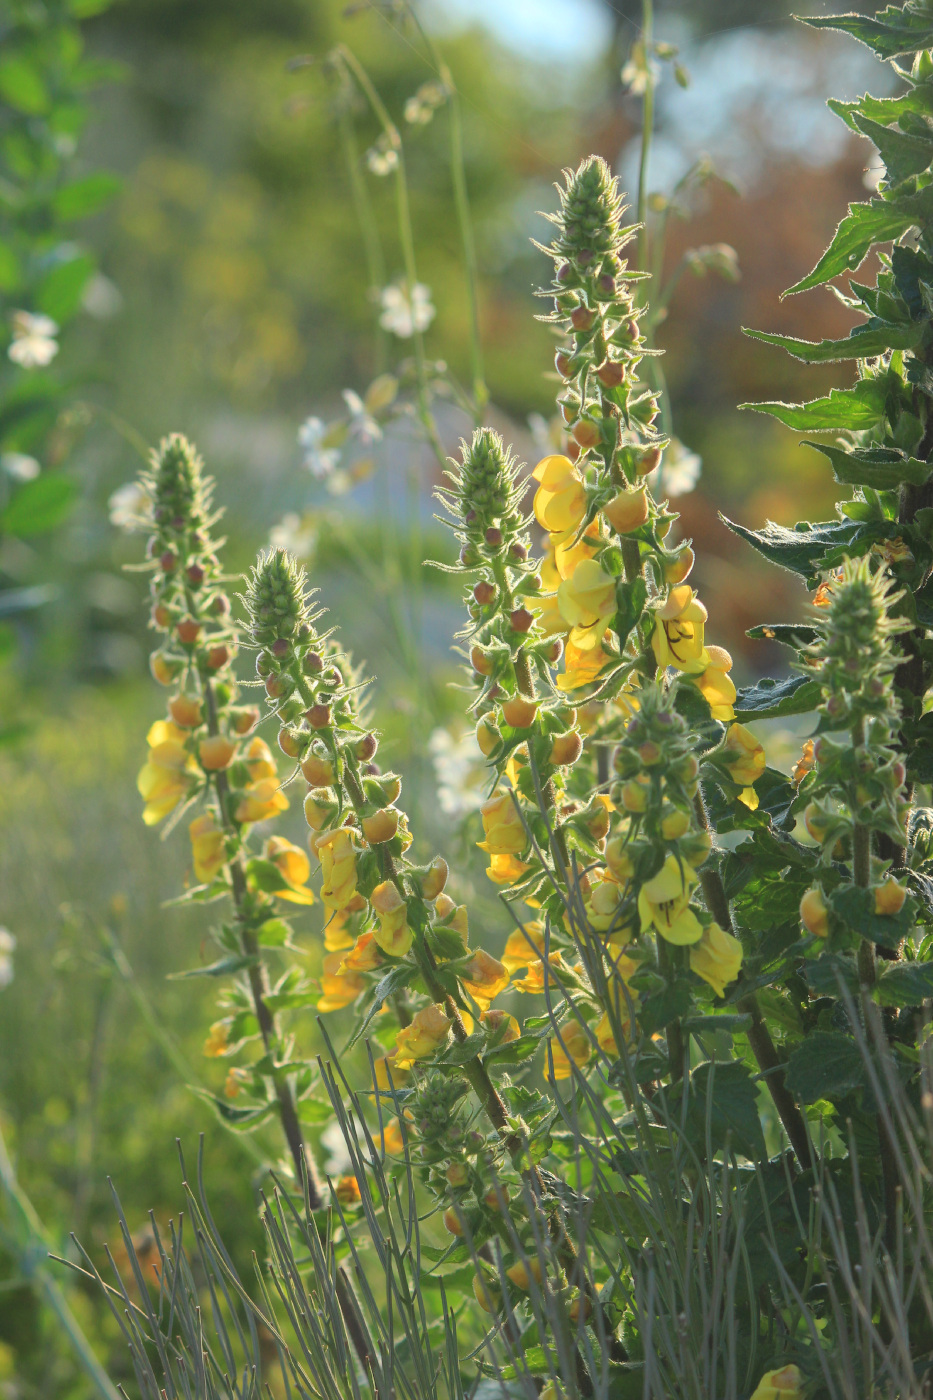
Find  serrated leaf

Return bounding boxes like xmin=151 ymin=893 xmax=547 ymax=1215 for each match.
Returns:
xmin=190 ymin=1086 xmax=275 ymax=1128
xmin=722 ymin=513 xmax=866 ymax=578
xmin=784 ymin=1032 xmax=866 ymax=1104
xmin=804 ymin=953 xmax=860 ymax=997
xmin=638 ymin=978 xmax=693 ymax=1035
xmin=747 ymin=622 xmax=819 ymax=649
xmin=1 ymin=474 xmax=75 ymax=537
xmin=168 ymin=954 xmax=257 ymax=980
xmin=672 ymin=1059 xmax=766 ymax=1161
xmin=744 ymin=319 xmax=922 ymax=363
xmin=681 ymin=1014 xmax=752 ymax=1035
xmin=245 ymin=857 xmax=291 ymax=894
xmin=484 ymin=1034 xmax=542 ymax=1066
xmin=829 ymin=87 xmax=933 ymax=134
xmin=742 ymin=380 xmax=887 ymax=432
xmin=803 ymin=10 xmax=933 ymax=61
xmin=830 ymin=883 xmax=916 ymax=949
xmin=783 ymin=200 xmax=916 ymax=295
xmin=498 ymin=1347 xmax=550 ymax=1380
xmin=734 ymin=674 xmax=821 ymax=720
xmin=802 ymin=439 xmax=931 ymax=490
xmin=875 ymin=961 xmax=933 ymax=1007
xmin=852 ymin=112 xmax=933 ymax=185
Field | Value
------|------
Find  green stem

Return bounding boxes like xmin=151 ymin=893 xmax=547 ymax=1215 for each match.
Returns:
xmin=0 ymin=1121 xmax=123 ymax=1400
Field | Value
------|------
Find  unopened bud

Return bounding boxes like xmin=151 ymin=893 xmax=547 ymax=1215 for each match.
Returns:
xmin=307 ymin=703 xmax=331 ymax=729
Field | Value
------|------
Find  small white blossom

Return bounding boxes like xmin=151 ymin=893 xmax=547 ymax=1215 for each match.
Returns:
xmin=8 ymin=311 xmax=59 ymax=368
xmin=108 ymin=479 xmax=152 ymax=531
xmin=269 ymin=512 xmax=318 ymax=559
xmin=428 ymin=727 xmax=486 ymax=819
xmin=0 ymin=929 xmax=15 ymax=990
xmin=379 ymin=281 xmax=435 ymax=339
xmin=659 ymin=439 xmax=702 ymax=498
xmin=366 ymin=135 xmax=399 ymax=176
xmin=298 ymin=416 xmax=341 ymax=479
xmin=342 ymin=389 xmax=382 ymax=445
xmin=1 ymin=452 xmax=40 ymax=481
xmin=404 ymin=81 xmax=447 ymax=126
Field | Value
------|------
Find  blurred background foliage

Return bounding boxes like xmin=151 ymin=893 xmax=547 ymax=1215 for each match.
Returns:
xmin=0 ymin=0 xmax=891 ymax=1393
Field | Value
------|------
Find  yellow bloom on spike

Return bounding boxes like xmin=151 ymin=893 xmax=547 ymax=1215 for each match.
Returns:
xmin=555 ymin=522 xmax=600 ymax=580
xmin=379 ymin=1118 xmax=406 ymax=1155
xmin=550 ymin=1020 xmax=592 ymax=1079
xmin=478 ymin=790 xmax=527 ymax=856
xmin=595 ymin=1008 xmax=633 ymax=1058
xmin=203 ymin=1021 xmax=230 ymax=1057
xmin=342 ymin=932 xmax=382 ymax=972
xmin=323 ymin=897 xmax=364 ymax=951
xmin=373 ymin=1052 xmax=410 ymax=1091
xmin=689 ymin=922 xmax=743 ymax=997
xmin=264 ymin=835 xmax=315 ymax=904
xmin=721 ymin=722 xmax=767 ymax=787
xmin=317 ymin=951 xmax=367 ymax=1012
xmin=693 ymin=645 xmax=737 ymax=721
xmin=245 ymin=736 xmax=278 ymax=781
xmin=534 ymin=592 xmax=571 ymax=637
xmin=312 ymin=827 xmax=358 ymax=910
xmin=586 ymin=874 xmax=625 ymax=932
xmin=749 ymin=1365 xmax=803 ymax=1400
xmin=485 ymin=852 xmax=532 ymax=885
xmin=637 ymin=856 xmax=702 ymax=945
xmin=394 ymin=1003 xmax=453 ymax=1067
xmin=481 ymin=1008 xmax=520 ymax=1043
xmin=502 ymin=922 xmax=546 ymax=973
xmin=651 ymin=586 xmax=708 ymax=672
xmin=557 ymin=634 xmax=614 ymax=692
xmin=189 ymin=811 xmax=226 ymax=884
xmin=515 ymin=950 xmax=565 ymax=993
xmin=370 ymin=880 xmax=413 ymax=957
xmin=137 ymin=720 xmax=197 ymax=825
xmin=532 ymin=454 xmax=587 ymax=536
xmin=235 ymin=776 xmax=289 ymax=824
xmin=557 ymin=558 xmax=616 ymax=633
xmin=461 ymin=948 xmax=510 ymax=1009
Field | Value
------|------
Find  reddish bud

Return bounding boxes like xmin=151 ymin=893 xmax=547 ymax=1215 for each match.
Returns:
xmin=265 ymin=675 xmax=287 ymax=699
xmin=356 ymin=733 xmax=378 ymax=762
xmin=303 ymin=651 xmax=323 ymax=675
xmin=151 ymin=602 xmax=171 ymax=629
xmin=556 ymin=262 xmax=573 ymax=284
xmin=186 ymin=563 xmax=205 ymax=587
xmin=473 ymin=580 xmax=496 ymax=606
xmin=484 ymin=527 xmax=503 ymax=547
xmin=207 ymin=645 xmax=230 ymax=671
xmin=159 ymin=550 xmax=177 ymax=573
xmin=272 ymin=638 xmax=290 ymax=658
xmin=233 ymin=707 xmax=260 ymax=735
xmin=570 ymin=305 xmax=595 ymax=331
xmin=572 ymin=418 xmax=601 ymax=449
xmin=307 ymin=703 xmax=331 ymax=729
xmin=176 ymin=617 xmax=201 ymax=645
xmin=597 ymin=360 xmax=624 ymax=388
xmin=555 ymin=350 xmax=572 ymax=378
xmin=510 ymin=607 xmax=534 ymax=633
xmin=278 ymin=727 xmax=302 ymax=759
xmin=509 ymin=542 xmax=527 ymax=562
xmin=212 ymin=593 xmax=230 ymax=616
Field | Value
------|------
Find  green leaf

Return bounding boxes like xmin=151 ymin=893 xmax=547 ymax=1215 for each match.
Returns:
xmin=484 ymin=1034 xmax=543 ymax=1066
xmin=722 ymin=513 xmax=867 ymax=578
xmin=192 ymin=1089 xmax=275 ymax=1128
xmin=744 ymin=319 xmax=922 ymax=363
xmin=681 ymin=1014 xmax=752 ymax=1035
xmin=830 ymin=883 xmax=917 ymax=949
xmin=784 ymin=1032 xmax=866 ymax=1104
xmin=741 ymin=380 xmax=888 ymax=433
xmin=852 ymin=113 xmax=933 ymax=185
xmin=439 ymin=1031 xmax=487 ymax=1065
xmin=802 ymin=440 xmax=932 ymax=490
xmin=783 ymin=200 xmax=916 ymax=295
xmin=673 ymin=1059 xmax=766 ymax=1161
xmin=802 ymin=10 xmax=933 ymax=61
xmin=168 ymin=954 xmax=257 ymax=980
xmin=747 ymin=622 xmax=819 ymax=649
xmin=804 ymin=953 xmax=860 ymax=997
xmin=0 ymin=474 xmax=75 ymax=537
xmin=734 ymin=675 xmax=821 ymax=721
xmin=498 ymin=1348 xmax=550 ymax=1380
xmin=0 ymin=56 xmax=49 ymax=114
xmin=35 ymin=254 xmax=95 ymax=324
xmin=52 ymin=172 xmax=121 ymax=222
xmin=245 ymin=857 xmax=290 ymax=894
xmin=256 ymin=917 xmax=292 ymax=947
xmin=639 ymin=977 xmax=693 ymax=1035
xmin=875 ymin=961 xmax=933 ymax=1006
xmin=829 ymin=87 xmax=933 ymax=134
xmin=345 ymin=963 xmax=416 ymax=1050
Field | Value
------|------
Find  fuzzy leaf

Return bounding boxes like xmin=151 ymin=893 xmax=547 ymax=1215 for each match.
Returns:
xmin=783 ymin=200 xmax=916 ymax=295
xmin=734 ymin=674 xmax=821 ymax=720
xmin=744 ymin=319 xmax=921 ymax=363
xmin=638 ymin=978 xmax=693 ymax=1035
xmin=875 ymin=960 xmax=933 ymax=1006
xmin=784 ymin=1032 xmax=866 ymax=1104
xmin=169 ymin=954 xmax=257 ymax=980
xmin=804 ymin=953 xmax=860 ymax=997
xmin=484 ymin=1034 xmax=543 ymax=1066
xmin=741 ymin=380 xmax=888 ymax=432
xmin=829 ymin=87 xmax=933 ymax=133
xmin=802 ymin=440 xmax=932 ymax=490
xmin=803 ymin=9 xmax=933 ymax=59
xmin=747 ymin=622 xmax=819 ymax=649
xmin=830 ymin=883 xmax=916 ymax=949
xmin=851 ymin=113 xmax=933 ymax=185
xmin=723 ymin=514 xmax=869 ymax=578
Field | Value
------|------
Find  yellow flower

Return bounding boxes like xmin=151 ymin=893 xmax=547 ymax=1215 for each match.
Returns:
xmin=749 ymin=1365 xmax=803 ymax=1400
xmin=651 ymin=586 xmax=708 ymax=672
xmin=586 ymin=874 xmax=625 ymax=932
xmin=333 ymin=1175 xmax=362 ymax=1207
xmin=721 ymin=723 xmax=766 ymax=787
xmin=502 ymin=922 xmax=546 ymax=973
xmin=595 ymin=1006 xmax=636 ymax=1058
xmin=245 ymin=736 xmax=278 ymax=780
xmin=792 ymin=738 xmax=816 ymax=787
xmin=554 ymin=521 xmax=600 ymax=580
xmin=312 ymin=827 xmax=358 ymax=911
xmin=692 ymin=645 xmax=736 ymax=721
xmin=323 ymin=896 xmax=365 ymax=951
xmin=638 ymin=856 xmax=702 ymax=945
xmin=506 ymin=1257 xmax=544 ymax=1290
xmin=532 ymin=454 xmax=587 ymax=536
xmin=394 ymin=1003 xmax=453 ymax=1067
xmin=481 ymin=1008 xmax=520 ymax=1043
xmin=189 ymin=811 xmax=226 ymax=884
xmin=342 ymin=932 xmax=382 ymax=973
xmin=373 ymin=1052 xmax=410 ymax=1091
xmin=317 ymin=950 xmax=367 ymax=1012
xmin=515 ymin=950 xmax=565 ymax=993
xmin=605 ymin=831 xmax=634 ymax=883
xmin=550 ymin=1020 xmax=592 ymax=1079
xmin=461 ymin=948 xmax=510 ymax=1010
xmin=198 ymin=735 xmax=237 ymax=771
xmin=557 ymin=634 xmax=614 ymax=692
xmin=557 ymin=558 xmax=616 ymax=633
xmin=137 ymin=720 xmax=197 ymax=825
xmin=534 ymin=591 xmax=571 ymax=638
xmin=478 ymin=790 xmax=527 ymax=856
xmin=370 ymin=880 xmax=413 ymax=957
xmin=235 ymin=777 xmax=289 ymax=824
xmin=379 ymin=1118 xmax=406 ymax=1155
xmin=434 ymin=892 xmax=469 ymax=939
xmin=689 ymin=922 xmax=743 ymax=997
xmin=799 ymin=887 xmax=829 ymax=939
xmin=203 ymin=1021 xmax=230 ymax=1057
xmin=264 ymin=835 xmax=315 ymax=904
xmin=874 ymin=877 xmax=907 ymax=916
xmin=485 ymin=852 xmax=532 ymax=885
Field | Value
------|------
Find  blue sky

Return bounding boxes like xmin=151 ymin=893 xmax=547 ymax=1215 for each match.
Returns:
xmin=426 ymin=0 xmax=614 ymax=63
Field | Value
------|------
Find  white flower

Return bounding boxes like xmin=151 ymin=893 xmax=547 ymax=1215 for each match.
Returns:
xmin=1 ymin=452 xmax=40 ymax=481
xmin=658 ymin=438 xmax=702 ymax=498
xmin=0 ymin=929 xmax=15 ymax=990
xmin=366 ymin=135 xmax=399 ymax=176
xmin=342 ymin=389 xmax=382 ymax=445
xmin=298 ymin=416 xmax=341 ymax=479
xmin=108 ymin=479 xmax=152 ymax=531
xmin=428 ymin=727 xmax=486 ymax=819
xmin=404 ymin=81 xmax=447 ymax=126
xmin=379 ymin=281 xmax=435 ymax=339
xmin=269 ymin=512 xmax=318 ymax=560
xmin=8 ymin=311 xmax=59 ymax=368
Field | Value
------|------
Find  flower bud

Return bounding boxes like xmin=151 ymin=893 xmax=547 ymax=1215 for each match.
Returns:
xmin=278 ymin=727 xmax=302 ymax=759
xmin=176 ymin=618 xmax=201 ymax=646
xmin=422 ymin=855 xmax=449 ymax=900
xmin=471 ymin=646 xmax=493 ymax=676
xmin=232 ymin=706 xmax=259 ymax=735
xmin=664 ymin=546 xmax=695 ymax=585
xmin=800 ymin=887 xmax=829 ymax=939
xmin=151 ymin=652 xmax=182 ymax=685
xmin=362 ymin=807 xmax=399 ymax=844
xmin=635 ymin=445 xmax=662 ymax=476
xmin=446 ymin=1162 xmax=469 ymax=1188
xmin=572 ymin=417 xmax=600 ymax=449
xmin=502 ymin=696 xmax=538 ymax=729
xmin=301 ymin=751 xmax=334 ymax=786
xmin=206 ymin=644 xmax=231 ymax=671
xmin=475 ymin=714 xmax=501 ymax=756
xmin=169 ymin=694 xmax=203 ymax=728
xmin=510 ymin=607 xmax=534 ymax=633
xmin=506 ymin=1258 xmax=543 ymax=1291
xmin=874 ymin=878 xmax=906 ymax=916
xmin=443 ymin=1207 xmax=464 ymax=1237
xmin=604 ymin=487 xmax=648 ymax=534
xmin=473 ymin=580 xmax=496 ymax=606
xmin=473 ymin=1274 xmax=499 ymax=1313
xmin=303 ymin=791 xmax=332 ymax=831
xmin=549 ymin=730 xmax=583 ymax=766
xmin=199 ymin=735 xmax=237 ymax=771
